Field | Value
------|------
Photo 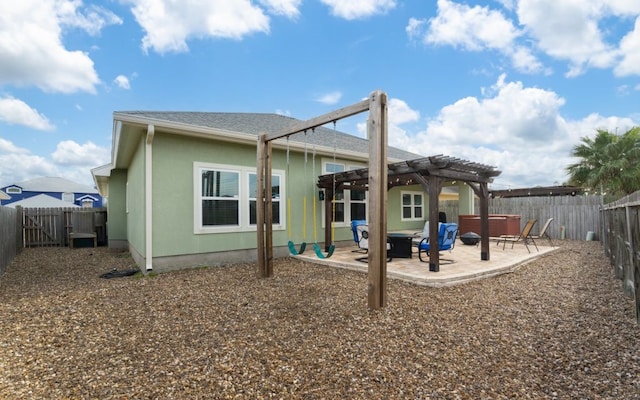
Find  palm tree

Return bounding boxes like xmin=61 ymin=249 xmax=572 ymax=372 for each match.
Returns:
xmin=567 ymin=127 xmax=640 ymax=199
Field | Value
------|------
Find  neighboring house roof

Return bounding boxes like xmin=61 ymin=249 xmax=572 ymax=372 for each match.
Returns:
xmin=113 ymin=111 xmax=422 ymax=161
xmin=91 ymin=164 xmax=112 ymax=198
xmin=0 ymin=190 xmax=9 ymax=200
xmin=9 ymin=177 xmax=99 ymax=194
xmin=5 ymin=194 xmax=80 ymax=208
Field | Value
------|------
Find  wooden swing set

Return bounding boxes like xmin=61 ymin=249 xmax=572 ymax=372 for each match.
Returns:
xmin=256 ymin=90 xmax=389 ymax=310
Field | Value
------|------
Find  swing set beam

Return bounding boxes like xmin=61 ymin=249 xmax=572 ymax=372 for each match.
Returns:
xmin=256 ymin=90 xmax=388 ymax=310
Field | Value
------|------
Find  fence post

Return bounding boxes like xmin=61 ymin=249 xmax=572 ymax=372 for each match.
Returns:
xmin=16 ymin=206 xmax=23 ymax=251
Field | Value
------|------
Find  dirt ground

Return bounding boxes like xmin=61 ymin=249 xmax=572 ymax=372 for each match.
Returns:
xmin=0 ymin=241 xmax=638 ymax=399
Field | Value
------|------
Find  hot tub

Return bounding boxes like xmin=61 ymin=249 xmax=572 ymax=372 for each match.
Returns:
xmin=458 ymin=214 xmax=521 ymax=237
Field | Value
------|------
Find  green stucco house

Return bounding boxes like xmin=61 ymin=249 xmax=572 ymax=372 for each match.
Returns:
xmin=92 ymin=112 xmax=477 ymax=272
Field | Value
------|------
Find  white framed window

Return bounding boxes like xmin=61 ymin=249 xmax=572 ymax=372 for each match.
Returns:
xmin=62 ymin=192 xmax=74 ymax=203
xmin=348 ymin=164 xmax=367 ymax=221
xmin=248 ymin=173 xmax=281 ymax=226
xmin=201 ymin=168 xmax=240 ymax=227
xmin=194 ymin=162 xmax=284 ymax=234
xmin=6 ymin=187 xmax=21 ymax=194
xmin=322 ymin=160 xmax=368 ymax=225
xmin=401 ymin=191 xmax=424 ymax=221
xmin=323 ymin=161 xmax=345 ymax=224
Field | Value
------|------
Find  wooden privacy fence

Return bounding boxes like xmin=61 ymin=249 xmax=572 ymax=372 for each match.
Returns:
xmin=16 ymin=207 xmax=107 ymax=248
xmin=440 ymin=195 xmax=603 ymax=241
xmin=600 ymin=191 xmax=640 ymax=324
xmin=488 ymin=195 xmax=603 ymax=240
xmin=0 ymin=206 xmax=21 ymax=275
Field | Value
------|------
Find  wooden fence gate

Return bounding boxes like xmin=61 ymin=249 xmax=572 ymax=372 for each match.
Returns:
xmin=17 ymin=207 xmax=107 ymax=247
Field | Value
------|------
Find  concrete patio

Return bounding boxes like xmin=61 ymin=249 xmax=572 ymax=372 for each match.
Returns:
xmin=295 ymin=238 xmax=558 ymax=287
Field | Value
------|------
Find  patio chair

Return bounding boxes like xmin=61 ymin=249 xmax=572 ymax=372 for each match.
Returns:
xmin=531 ymin=217 xmax=554 ymax=246
xmin=69 ymin=210 xmax=97 ymax=248
xmin=495 ymin=219 xmax=538 ymax=253
xmin=417 ymin=222 xmax=458 ymax=263
xmin=350 ymin=220 xmax=367 ymax=252
xmin=355 ymin=224 xmax=392 ymax=262
xmin=412 ymin=220 xmax=442 ymax=247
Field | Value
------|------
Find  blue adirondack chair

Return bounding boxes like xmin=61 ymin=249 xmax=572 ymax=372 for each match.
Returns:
xmin=417 ymin=222 xmax=458 ymax=263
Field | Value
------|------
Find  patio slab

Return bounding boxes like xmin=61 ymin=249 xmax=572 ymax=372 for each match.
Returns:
xmin=295 ymin=239 xmax=558 ymax=287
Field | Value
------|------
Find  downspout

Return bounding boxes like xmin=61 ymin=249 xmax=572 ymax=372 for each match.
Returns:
xmin=145 ymin=125 xmax=154 ymax=271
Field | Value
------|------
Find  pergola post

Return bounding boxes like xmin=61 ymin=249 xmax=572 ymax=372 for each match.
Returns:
xmin=467 ymin=182 xmax=491 ymax=261
xmin=478 ymin=183 xmax=490 ymax=261
xmin=428 ymin=176 xmax=443 ymax=272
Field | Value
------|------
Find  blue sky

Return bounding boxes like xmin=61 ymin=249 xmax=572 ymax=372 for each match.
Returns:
xmin=1 ymin=0 xmax=639 ymax=190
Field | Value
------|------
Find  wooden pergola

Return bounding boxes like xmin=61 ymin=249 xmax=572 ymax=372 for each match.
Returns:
xmin=317 ymin=155 xmax=502 ymax=271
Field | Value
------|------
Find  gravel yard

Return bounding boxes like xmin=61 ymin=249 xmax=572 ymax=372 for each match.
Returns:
xmin=0 ymin=241 xmax=638 ymax=399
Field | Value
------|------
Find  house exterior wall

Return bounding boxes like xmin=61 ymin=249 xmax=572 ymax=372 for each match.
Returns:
xmin=114 ymin=127 xmax=439 ymax=272
xmin=126 ymin=136 xmax=147 ymax=257
xmin=106 ymin=169 xmax=128 ymax=248
xmin=458 ymin=183 xmax=475 ymax=215
xmin=150 ymin=132 xmax=292 ymax=258
xmin=387 ymin=185 xmax=428 ymax=232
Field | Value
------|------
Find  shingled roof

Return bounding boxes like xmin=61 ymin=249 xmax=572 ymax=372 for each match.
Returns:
xmin=114 ymin=111 xmax=422 ymax=161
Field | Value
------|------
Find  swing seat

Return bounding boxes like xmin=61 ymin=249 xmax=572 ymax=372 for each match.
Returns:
xmin=313 ymin=243 xmax=335 ymax=259
xmin=288 ymin=241 xmax=306 ymax=255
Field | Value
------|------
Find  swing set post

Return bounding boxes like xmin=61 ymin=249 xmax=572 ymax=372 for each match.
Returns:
xmin=256 ymin=90 xmax=388 ymax=310
xmin=256 ymin=134 xmax=273 ymax=278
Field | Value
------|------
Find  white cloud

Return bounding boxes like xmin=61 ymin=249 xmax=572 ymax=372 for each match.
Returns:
xmin=355 ymin=97 xmax=420 ymax=151
xmin=52 ymin=140 xmax=110 ymax=167
xmin=406 ymin=17 xmax=426 ymax=40
xmin=0 ymin=142 xmax=102 ymax=187
xmin=411 ymin=0 xmax=546 ymax=74
xmin=0 ymin=137 xmax=30 ymax=154
xmin=320 ymin=0 xmax=397 ymax=20
xmin=0 ymin=152 xmax=55 ymax=188
xmin=614 ymin=16 xmax=640 ymax=76
xmin=516 ymin=0 xmax=619 ymax=77
xmin=424 ymin=0 xmax=521 ymax=51
xmin=0 ymin=96 xmax=55 ymax=131
xmin=386 ymin=98 xmax=420 ymax=150
xmin=55 ymin=2 xmax=123 ymax=36
xmin=399 ymin=75 xmax=639 ymax=188
xmin=259 ymin=0 xmax=301 ymax=18
xmin=409 ymin=0 xmax=640 ymax=77
xmin=125 ymin=0 xmax=272 ymax=54
xmin=316 ymin=91 xmax=343 ymax=105
xmin=395 ymin=75 xmax=581 ymax=187
xmin=0 ymin=137 xmax=55 ymax=186
xmin=113 ymin=75 xmax=131 ymax=90
xmin=0 ymin=0 xmax=120 ymax=94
